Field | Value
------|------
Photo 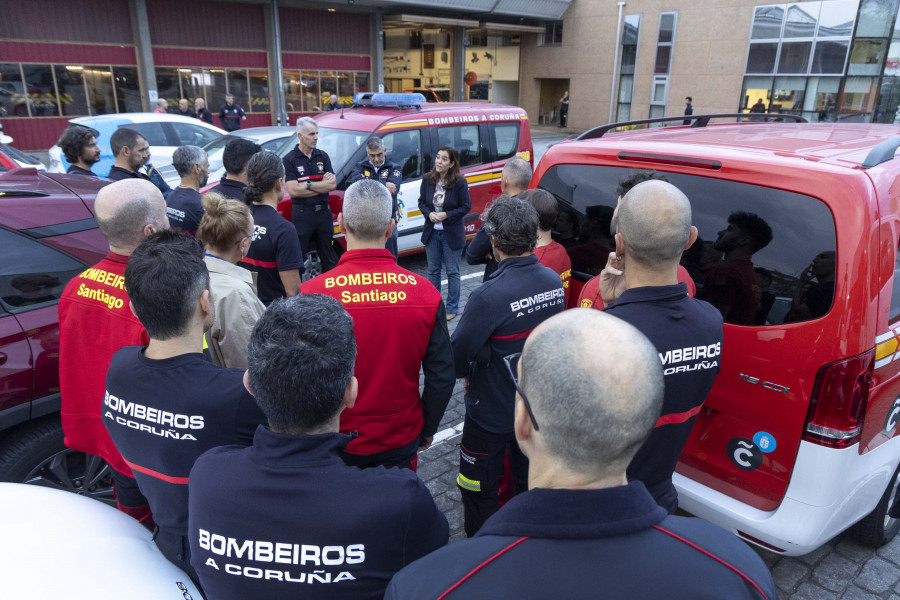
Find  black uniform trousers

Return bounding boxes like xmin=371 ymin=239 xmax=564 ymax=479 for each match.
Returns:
xmin=154 ymin=527 xmax=201 ymax=588
xmin=457 ymin=416 xmax=528 ymax=537
xmin=291 ymin=203 xmax=338 ymax=273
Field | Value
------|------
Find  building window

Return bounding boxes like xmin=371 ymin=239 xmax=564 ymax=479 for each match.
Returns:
xmin=21 ymin=64 xmax=60 ymax=117
xmin=649 ymin=12 xmax=677 ymax=121
xmin=542 ymin=21 xmax=563 ymax=46
xmin=617 ymin=14 xmax=641 ymax=122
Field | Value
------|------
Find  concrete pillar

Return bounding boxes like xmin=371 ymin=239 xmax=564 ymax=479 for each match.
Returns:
xmin=451 ymin=27 xmax=466 ymax=102
xmin=265 ymin=0 xmax=288 ymax=126
xmin=371 ymin=11 xmax=384 ymax=93
xmin=129 ymin=0 xmax=156 ymax=112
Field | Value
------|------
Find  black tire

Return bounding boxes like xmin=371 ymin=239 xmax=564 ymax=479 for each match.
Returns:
xmin=850 ymin=462 xmax=900 ymax=547
xmin=0 ymin=417 xmax=115 ymax=506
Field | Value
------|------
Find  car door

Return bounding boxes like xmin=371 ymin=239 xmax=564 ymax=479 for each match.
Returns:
xmin=379 ymin=128 xmax=431 ymax=253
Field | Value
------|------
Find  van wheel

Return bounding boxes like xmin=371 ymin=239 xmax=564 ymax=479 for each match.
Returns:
xmin=0 ymin=418 xmax=116 ymax=506
xmin=851 ymin=462 xmax=900 ymax=547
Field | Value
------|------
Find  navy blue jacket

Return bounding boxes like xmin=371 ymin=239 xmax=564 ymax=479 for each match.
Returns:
xmin=165 ymin=186 xmax=203 ymax=234
xmin=465 ymin=227 xmax=499 ymax=281
xmin=102 ymin=347 xmax=266 ymax=537
xmin=348 ymin=158 xmax=402 ymax=219
xmin=452 ymin=255 xmax=565 ymax=433
xmin=418 ymin=177 xmax=471 ymax=251
xmin=606 ymin=284 xmax=724 ymax=513
xmin=207 ymin=176 xmax=246 ymax=201
xmin=188 ymin=427 xmax=448 ymax=600
xmin=385 ymin=482 xmax=777 ymax=600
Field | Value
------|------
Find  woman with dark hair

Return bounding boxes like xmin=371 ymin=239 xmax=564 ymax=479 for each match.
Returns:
xmin=242 ymin=152 xmax=304 ymax=305
xmin=197 ymin=192 xmax=264 ymax=369
xmin=418 ymin=146 xmax=471 ymax=320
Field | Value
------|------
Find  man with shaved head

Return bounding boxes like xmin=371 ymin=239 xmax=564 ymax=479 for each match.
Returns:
xmin=466 ymin=157 xmax=533 ymax=281
xmin=385 ymin=310 xmax=776 ymax=599
xmin=59 ymin=179 xmax=169 ymax=526
xmin=596 ymin=179 xmax=723 ymax=513
xmin=300 ymin=179 xmax=455 ymax=469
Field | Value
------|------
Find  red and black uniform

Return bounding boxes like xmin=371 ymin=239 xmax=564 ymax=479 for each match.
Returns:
xmin=578 ymin=265 xmax=697 ymax=309
xmin=102 ymin=346 xmax=266 ymax=581
xmin=58 ymin=252 xmax=151 ymax=522
xmin=385 ymin=483 xmax=777 ymax=600
xmin=300 ymin=249 xmax=455 ymax=468
xmin=283 ymin=146 xmax=338 ymax=272
xmin=699 ymin=258 xmax=761 ymax=325
xmin=451 ymin=255 xmax=565 ymax=536
xmin=241 ymin=204 xmax=304 ymax=305
xmin=219 ymin=103 xmax=246 ymax=132
xmin=165 ymin=187 xmax=203 ymax=234
xmin=605 ymin=284 xmax=723 ymax=513
xmin=533 ymin=241 xmax=572 ymax=302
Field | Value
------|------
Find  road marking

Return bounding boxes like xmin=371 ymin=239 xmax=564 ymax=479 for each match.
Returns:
xmin=440 ymin=272 xmax=481 ymax=286
xmin=431 ymin=422 xmax=464 ymax=447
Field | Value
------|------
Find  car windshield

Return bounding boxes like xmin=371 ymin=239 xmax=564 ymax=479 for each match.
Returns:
xmin=274 ymin=127 xmax=369 ymax=172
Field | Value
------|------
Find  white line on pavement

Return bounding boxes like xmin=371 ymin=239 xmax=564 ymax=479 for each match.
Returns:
xmin=440 ymin=272 xmax=481 ymax=287
xmin=431 ymin=422 xmax=464 ymax=447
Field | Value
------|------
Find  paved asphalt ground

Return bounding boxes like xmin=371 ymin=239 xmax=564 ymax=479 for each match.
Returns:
xmin=394 ymin=126 xmax=900 ymax=599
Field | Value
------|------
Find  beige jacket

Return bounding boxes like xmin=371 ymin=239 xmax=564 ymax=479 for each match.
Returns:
xmin=204 ymin=255 xmax=265 ymax=370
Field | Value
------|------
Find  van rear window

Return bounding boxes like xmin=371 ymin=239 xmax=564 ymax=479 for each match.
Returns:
xmin=539 ymin=165 xmax=837 ymax=326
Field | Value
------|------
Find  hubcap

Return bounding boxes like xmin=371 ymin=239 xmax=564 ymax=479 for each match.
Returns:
xmin=22 ymin=449 xmax=116 ymax=506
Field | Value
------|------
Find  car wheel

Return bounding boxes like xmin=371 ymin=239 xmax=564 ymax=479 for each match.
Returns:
xmin=0 ymin=418 xmax=116 ymax=506
xmin=302 ymin=251 xmax=322 ymax=282
xmin=851 ymin=462 xmax=900 ymax=547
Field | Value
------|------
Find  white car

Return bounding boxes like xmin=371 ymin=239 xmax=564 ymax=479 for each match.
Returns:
xmin=160 ymin=126 xmax=294 ymax=187
xmin=0 ymin=483 xmax=202 ymax=599
xmin=47 ymin=113 xmax=225 ymax=177
xmin=0 ymin=127 xmax=45 ymax=170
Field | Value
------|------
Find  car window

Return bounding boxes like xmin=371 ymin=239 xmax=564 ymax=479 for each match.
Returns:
xmin=539 ymin=165 xmax=837 ymax=326
xmin=172 ymin=123 xmax=220 ymax=147
xmin=0 ymin=229 xmax=85 ymax=314
xmin=381 ymin=129 xmax=423 ymax=180
xmin=437 ymin=125 xmax=482 ymax=168
xmin=123 ymin=123 xmax=167 ymax=147
xmin=490 ymin=123 xmax=520 ymax=161
xmin=260 ymin=137 xmax=289 ymax=153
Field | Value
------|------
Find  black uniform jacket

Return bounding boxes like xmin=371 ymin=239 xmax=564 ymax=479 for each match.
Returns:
xmin=188 ymin=427 xmax=449 ymax=600
xmin=606 ymin=283 xmax=724 ymax=513
xmin=385 ymin=482 xmax=778 ymax=600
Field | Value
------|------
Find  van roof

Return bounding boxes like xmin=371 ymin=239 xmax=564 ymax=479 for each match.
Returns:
xmin=313 ymin=103 xmax=527 ymax=132
xmin=558 ymin=122 xmax=900 ymax=170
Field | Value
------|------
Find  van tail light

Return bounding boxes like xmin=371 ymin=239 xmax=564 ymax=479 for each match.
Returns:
xmin=802 ymin=350 xmax=875 ymax=449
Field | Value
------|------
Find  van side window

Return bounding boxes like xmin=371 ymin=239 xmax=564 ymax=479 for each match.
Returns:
xmin=0 ymin=229 xmax=85 ymax=314
xmin=437 ymin=125 xmax=482 ymax=168
xmin=381 ymin=129 xmax=423 ymax=181
xmin=538 ymin=164 xmax=837 ymax=326
xmin=890 ymin=237 xmax=900 ymax=324
xmin=490 ymin=123 xmax=520 ymax=161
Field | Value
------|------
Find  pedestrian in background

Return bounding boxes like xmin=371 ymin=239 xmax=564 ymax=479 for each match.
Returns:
xmin=194 ymin=97 xmax=213 ymax=125
xmin=419 ymin=146 xmax=471 ymax=320
xmin=153 ymin=99 xmax=168 ymax=114
xmin=683 ymin=96 xmax=694 ymax=125
xmin=219 ymin=93 xmax=247 ymax=132
xmin=559 ymin=90 xmax=569 ymax=127
xmin=197 ymin=192 xmax=264 ymax=369
xmin=175 ymin=98 xmax=196 ymax=119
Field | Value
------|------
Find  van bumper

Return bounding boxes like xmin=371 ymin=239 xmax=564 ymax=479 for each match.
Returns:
xmin=674 ymin=439 xmax=900 ymax=555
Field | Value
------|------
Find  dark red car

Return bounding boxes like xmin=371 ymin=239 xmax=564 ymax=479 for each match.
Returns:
xmin=0 ymin=161 xmax=112 ymax=502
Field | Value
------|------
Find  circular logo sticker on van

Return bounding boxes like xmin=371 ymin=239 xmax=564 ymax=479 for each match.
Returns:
xmin=727 ymin=437 xmax=763 ymax=471
xmin=753 ymin=431 xmax=777 ymax=453
xmin=884 ymin=396 xmax=900 ymax=435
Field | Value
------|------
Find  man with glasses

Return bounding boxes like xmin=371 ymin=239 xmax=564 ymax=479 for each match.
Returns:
xmin=385 ymin=310 xmax=777 ymax=600
xmin=348 ymin=136 xmax=403 ymax=258
xmin=451 ymin=195 xmax=565 ymax=537
xmin=596 ymin=179 xmax=723 ymax=514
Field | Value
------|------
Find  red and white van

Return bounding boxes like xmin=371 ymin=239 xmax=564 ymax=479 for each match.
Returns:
xmin=267 ymin=93 xmax=532 ymax=257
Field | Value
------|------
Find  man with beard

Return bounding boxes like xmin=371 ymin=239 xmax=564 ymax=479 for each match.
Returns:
xmin=107 ymin=127 xmax=172 ymax=199
xmin=57 ymin=124 xmax=101 ymax=176
xmin=165 ymin=145 xmax=209 ymax=234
